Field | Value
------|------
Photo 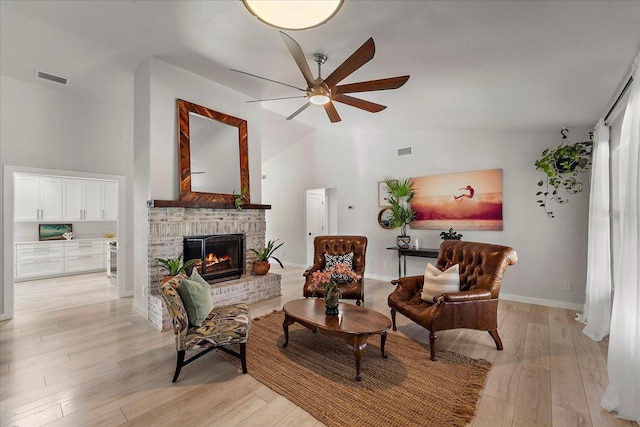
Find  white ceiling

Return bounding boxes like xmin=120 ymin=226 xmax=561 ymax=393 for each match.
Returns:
xmin=1 ymin=0 xmax=639 ymax=132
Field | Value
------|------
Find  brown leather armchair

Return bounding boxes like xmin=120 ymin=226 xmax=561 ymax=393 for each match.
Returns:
xmin=388 ymin=240 xmax=517 ymax=360
xmin=303 ymin=235 xmax=367 ymax=306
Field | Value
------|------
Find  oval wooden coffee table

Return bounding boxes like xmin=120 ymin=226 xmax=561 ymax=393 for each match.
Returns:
xmin=282 ymin=299 xmax=392 ymax=381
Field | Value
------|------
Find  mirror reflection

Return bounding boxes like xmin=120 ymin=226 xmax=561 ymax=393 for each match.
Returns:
xmin=177 ymin=99 xmax=250 ymax=204
xmin=189 ymin=112 xmax=241 ymax=195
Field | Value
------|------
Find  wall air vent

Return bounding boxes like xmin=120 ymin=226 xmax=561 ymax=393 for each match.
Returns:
xmin=35 ymin=70 xmax=68 ymax=85
xmin=397 ymin=146 xmax=413 ymax=157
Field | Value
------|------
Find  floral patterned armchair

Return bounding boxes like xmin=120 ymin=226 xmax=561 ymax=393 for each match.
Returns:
xmin=160 ymin=276 xmax=251 ymax=382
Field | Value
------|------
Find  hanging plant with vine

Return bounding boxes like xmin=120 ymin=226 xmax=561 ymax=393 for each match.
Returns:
xmin=535 ymin=128 xmax=592 ymax=218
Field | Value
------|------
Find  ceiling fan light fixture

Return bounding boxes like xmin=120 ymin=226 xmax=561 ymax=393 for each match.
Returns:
xmin=309 ymin=94 xmax=330 ymax=105
xmin=242 ymin=0 xmax=344 ymax=30
xmin=308 ymin=85 xmax=331 ymax=105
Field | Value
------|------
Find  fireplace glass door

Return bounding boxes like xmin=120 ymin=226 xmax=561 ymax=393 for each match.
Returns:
xmin=183 ymin=234 xmax=243 ymax=282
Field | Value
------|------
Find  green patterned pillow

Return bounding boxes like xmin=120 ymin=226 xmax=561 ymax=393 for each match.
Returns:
xmin=177 ymin=270 xmax=213 ymax=327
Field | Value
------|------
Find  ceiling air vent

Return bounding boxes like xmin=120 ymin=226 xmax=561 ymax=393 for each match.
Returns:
xmin=35 ymin=70 xmax=68 ymax=85
xmin=397 ymin=146 xmax=413 ymax=157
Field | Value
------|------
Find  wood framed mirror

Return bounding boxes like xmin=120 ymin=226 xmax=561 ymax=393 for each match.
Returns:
xmin=378 ymin=208 xmax=394 ymax=229
xmin=177 ymin=99 xmax=250 ymax=204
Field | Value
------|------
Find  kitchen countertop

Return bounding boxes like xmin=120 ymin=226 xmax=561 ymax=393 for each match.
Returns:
xmin=15 ymin=237 xmax=117 ymax=244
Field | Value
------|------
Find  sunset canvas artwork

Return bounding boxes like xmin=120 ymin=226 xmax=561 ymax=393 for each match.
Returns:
xmin=411 ymin=169 xmax=503 ymax=231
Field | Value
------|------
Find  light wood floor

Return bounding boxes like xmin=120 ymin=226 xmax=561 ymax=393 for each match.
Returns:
xmin=1 ymin=267 xmax=636 ymax=427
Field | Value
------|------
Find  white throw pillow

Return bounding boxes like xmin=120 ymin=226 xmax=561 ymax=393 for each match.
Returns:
xmin=421 ymin=263 xmax=460 ymax=302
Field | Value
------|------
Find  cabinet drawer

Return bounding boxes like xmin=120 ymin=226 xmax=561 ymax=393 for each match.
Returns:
xmin=64 ymin=240 xmax=103 ymax=256
xmin=16 ymin=243 xmax=64 ymax=260
xmin=16 ymin=257 xmax=64 ymax=279
xmin=65 ymin=254 xmax=104 ymax=273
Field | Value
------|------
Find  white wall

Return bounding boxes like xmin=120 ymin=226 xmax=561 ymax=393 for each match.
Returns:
xmin=263 ymin=125 xmax=593 ymax=309
xmin=132 ymin=56 xmax=265 ymax=313
xmin=0 ymin=74 xmax=133 ymax=319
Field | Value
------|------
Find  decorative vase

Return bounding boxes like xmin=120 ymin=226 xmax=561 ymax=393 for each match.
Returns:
xmin=252 ymin=261 xmax=270 ymax=275
xmin=325 ymin=289 xmax=339 ymax=315
xmin=396 ymin=235 xmax=411 ymax=249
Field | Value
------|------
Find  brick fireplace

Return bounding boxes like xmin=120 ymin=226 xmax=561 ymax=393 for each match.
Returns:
xmin=146 ymin=205 xmax=281 ymax=331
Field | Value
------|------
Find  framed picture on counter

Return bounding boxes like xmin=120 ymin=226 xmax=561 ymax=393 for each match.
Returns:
xmin=39 ymin=224 xmax=72 ymax=241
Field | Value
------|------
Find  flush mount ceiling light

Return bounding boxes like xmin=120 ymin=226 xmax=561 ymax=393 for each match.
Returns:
xmin=242 ymin=0 xmax=344 ymax=30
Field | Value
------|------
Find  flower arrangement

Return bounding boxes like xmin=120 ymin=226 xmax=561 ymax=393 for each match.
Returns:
xmin=308 ymin=263 xmax=362 ymax=297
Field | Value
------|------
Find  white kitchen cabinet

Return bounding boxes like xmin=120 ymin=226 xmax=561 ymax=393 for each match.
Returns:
xmin=65 ymin=253 xmax=104 ymax=273
xmin=63 ymin=178 xmax=101 ymax=221
xmin=102 ymin=181 xmax=118 ymax=221
xmin=64 ymin=239 xmax=104 ymax=273
xmin=15 ymin=242 xmax=64 ymax=279
xmin=14 ymin=174 xmax=62 ymax=222
xmin=15 ymin=239 xmax=106 ymax=280
xmin=62 ymin=178 xmax=109 ymax=221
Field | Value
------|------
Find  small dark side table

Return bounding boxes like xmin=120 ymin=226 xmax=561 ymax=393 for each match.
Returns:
xmin=386 ymin=247 xmax=439 ymax=277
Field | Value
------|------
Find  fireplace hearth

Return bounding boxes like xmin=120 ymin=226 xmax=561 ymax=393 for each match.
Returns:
xmin=184 ymin=234 xmax=243 ymax=282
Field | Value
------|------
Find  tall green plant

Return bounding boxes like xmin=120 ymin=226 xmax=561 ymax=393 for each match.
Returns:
xmin=384 ymin=177 xmax=417 ymax=237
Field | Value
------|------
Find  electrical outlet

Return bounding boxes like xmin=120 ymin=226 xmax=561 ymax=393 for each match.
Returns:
xmin=562 ymin=281 xmax=571 ymax=291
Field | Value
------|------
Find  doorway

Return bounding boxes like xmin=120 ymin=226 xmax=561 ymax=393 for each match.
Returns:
xmin=305 ymin=187 xmax=337 ymax=265
xmin=1 ymin=165 xmax=125 ymax=320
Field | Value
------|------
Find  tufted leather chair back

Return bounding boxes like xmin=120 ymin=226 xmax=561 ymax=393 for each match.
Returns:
xmin=313 ymin=235 xmax=367 ymax=274
xmin=435 ymin=240 xmax=518 ymax=299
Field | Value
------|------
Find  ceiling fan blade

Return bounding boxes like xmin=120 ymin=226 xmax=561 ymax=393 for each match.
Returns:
xmin=323 ymin=38 xmax=375 ymax=89
xmin=280 ymin=32 xmax=315 ymax=87
xmin=247 ymin=95 xmax=307 ymax=103
xmin=333 ymin=94 xmax=386 ymax=113
xmin=324 ymin=101 xmax=342 ymax=123
xmin=286 ymin=102 xmax=311 ymax=120
xmin=230 ymin=68 xmax=306 ymax=92
xmin=335 ymin=75 xmax=410 ymax=94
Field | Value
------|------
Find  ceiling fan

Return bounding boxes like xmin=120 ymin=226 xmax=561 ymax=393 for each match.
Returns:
xmin=231 ymin=32 xmax=410 ymax=123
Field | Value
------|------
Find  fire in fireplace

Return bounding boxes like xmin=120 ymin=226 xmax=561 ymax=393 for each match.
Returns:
xmin=183 ymin=234 xmax=244 ymax=282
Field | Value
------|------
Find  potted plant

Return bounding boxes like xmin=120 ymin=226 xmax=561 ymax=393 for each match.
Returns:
xmin=249 ymin=239 xmax=284 ymax=275
xmin=440 ymin=228 xmax=463 ymax=240
xmin=155 ymin=254 xmax=200 ymax=283
xmin=233 ymin=187 xmax=249 ymax=211
xmin=534 ymin=128 xmax=592 ymax=218
xmin=384 ymin=177 xmax=417 ymax=248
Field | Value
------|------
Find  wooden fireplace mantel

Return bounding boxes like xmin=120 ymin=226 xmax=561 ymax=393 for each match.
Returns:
xmin=149 ymin=200 xmax=271 ymax=210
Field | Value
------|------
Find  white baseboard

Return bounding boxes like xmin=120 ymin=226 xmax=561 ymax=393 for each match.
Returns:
xmin=281 ymin=262 xmax=308 ymax=269
xmin=285 ymin=265 xmax=585 ymax=312
xmin=364 ymin=273 xmax=396 ymax=282
xmin=501 ymin=293 xmax=584 ymax=311
xmin=132 ymin=300 xmax=147 ymax=317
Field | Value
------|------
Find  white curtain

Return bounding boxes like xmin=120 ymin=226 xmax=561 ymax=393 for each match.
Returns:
xmin=576 ymin=120 xmax=612 ymax=340
xmin=601 ymin=53 xmax=640 ymax=422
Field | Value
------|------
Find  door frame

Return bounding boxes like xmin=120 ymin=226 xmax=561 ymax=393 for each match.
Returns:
xmin=1 ymin=165 xmax=126 ymax=320
xmin=305 ymin=187 xmax=337 ymax=265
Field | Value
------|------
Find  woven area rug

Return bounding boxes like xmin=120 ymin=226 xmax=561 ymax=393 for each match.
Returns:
xmin=231 ymin=310 xmax=491 ymax=427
